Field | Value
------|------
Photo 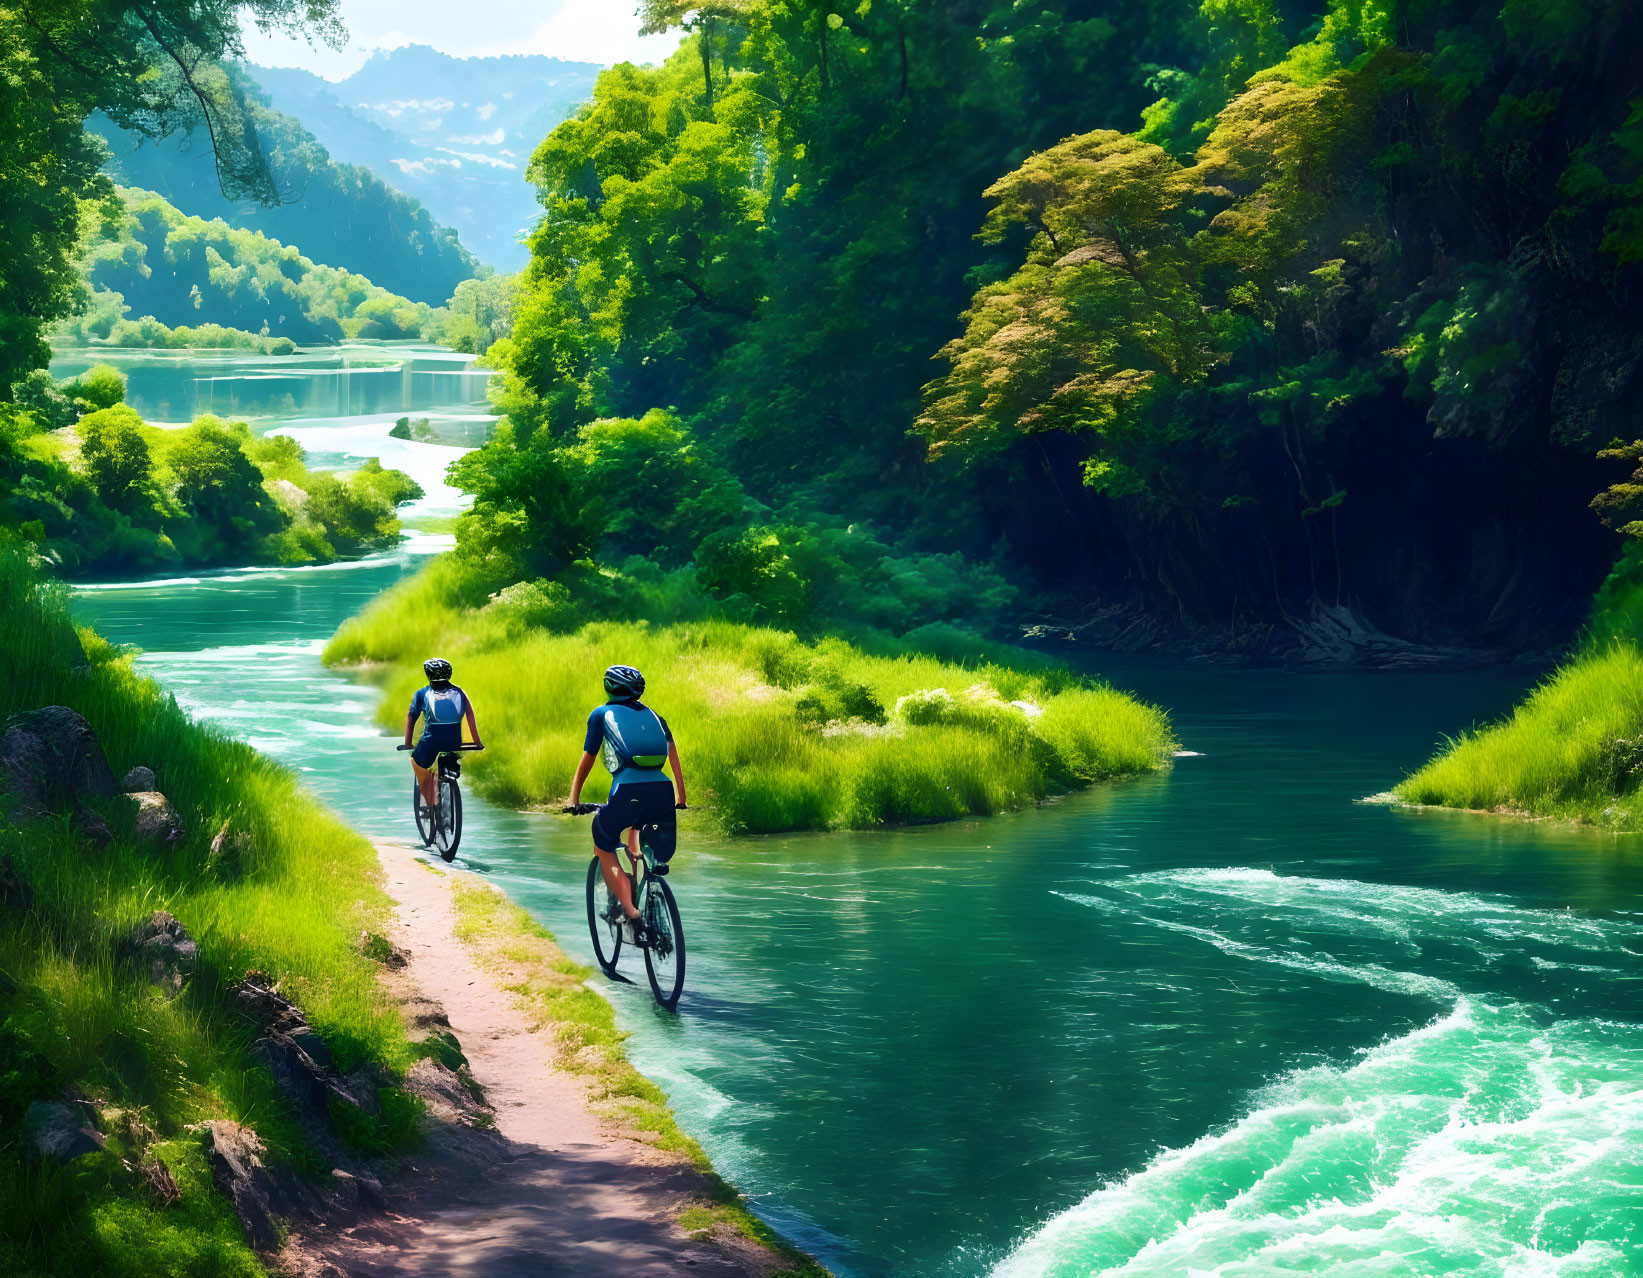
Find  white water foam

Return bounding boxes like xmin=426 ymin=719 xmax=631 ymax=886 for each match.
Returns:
xmin=992 ymin=1001 xmax=1643 ymax=1276
xmin=1090 ymin=867 xmax=1634 ymax=956
xmin=1055 ymin=891 xmax=1462 ymax=1004
xmin=996 ymin=870 xmax=1643 ymax=1275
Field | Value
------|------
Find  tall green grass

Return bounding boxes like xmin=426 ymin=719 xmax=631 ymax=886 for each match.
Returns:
xmin=1396 ymin=644 xmax=1643 ymax=825
xmin=1397 ymin=556 xmax=1643 ymax=826
xmin=326 ymin=564 xmax=1176 ymax=833
xmin=0 ymin=544 xmax=409 ymax=1275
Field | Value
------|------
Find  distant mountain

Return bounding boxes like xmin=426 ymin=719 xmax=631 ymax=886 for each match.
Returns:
xmin=249 ymin=46 xmax=603 ymax=271
xmin=90 ymin=66 xmax=480 ymax=307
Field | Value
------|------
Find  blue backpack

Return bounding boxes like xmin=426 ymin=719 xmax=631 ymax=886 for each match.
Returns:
xmin=599 ymin=702 xmax=668 ymax=775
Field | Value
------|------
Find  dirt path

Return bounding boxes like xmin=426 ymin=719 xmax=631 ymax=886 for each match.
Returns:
xmin=282 ymin=840 xmax=792 ymax=1277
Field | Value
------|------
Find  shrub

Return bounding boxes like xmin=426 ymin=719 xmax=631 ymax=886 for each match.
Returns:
xmin=61 ymin=364 xmax=126 ymax=412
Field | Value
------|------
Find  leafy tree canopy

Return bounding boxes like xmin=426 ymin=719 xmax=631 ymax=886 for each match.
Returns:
xmin=0 ymin=0 xmax=342 ymax=384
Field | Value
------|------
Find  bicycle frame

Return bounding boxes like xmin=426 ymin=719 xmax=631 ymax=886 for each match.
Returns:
xmin=611 ymin=837 xmax=665 ymax=921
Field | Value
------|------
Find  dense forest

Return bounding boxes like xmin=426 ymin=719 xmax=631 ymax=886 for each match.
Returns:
xmin=62 ymin=187 xmax=449 ymax=348
xmin=90 ymin=63 xmax=479 ymax=306
xmin=417 ymin=0 xmax=1642 ymax=663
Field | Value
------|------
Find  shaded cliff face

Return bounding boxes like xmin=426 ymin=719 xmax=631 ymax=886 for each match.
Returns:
xmin=1008 ymin=418 xmax=1622 ymax=665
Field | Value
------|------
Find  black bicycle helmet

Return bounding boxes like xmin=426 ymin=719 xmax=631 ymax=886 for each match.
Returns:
xmin=603 ymin=664 xmax=645 ymax=699
xmin=424 ymin=657 xmax=453 ymax=681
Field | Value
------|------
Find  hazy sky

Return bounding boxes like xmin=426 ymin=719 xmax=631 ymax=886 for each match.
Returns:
xmin=241 ymin=0 xmax=679 ymax=77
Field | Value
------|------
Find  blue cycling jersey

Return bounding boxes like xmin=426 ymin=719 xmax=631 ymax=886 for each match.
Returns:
xmin=410 ymin=683 xmax=467 ymax=743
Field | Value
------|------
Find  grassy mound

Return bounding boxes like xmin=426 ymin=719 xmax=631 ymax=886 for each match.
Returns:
xmin=1397 ymin=550 xmax=1643 ymax=827
xmin=0 ymin=545 xmax=411 ymax=1275
xmin=325 ymin=563 xmax=1176 ymax=834
xmin=1396 ymin=645 xmax=1643 ymax=826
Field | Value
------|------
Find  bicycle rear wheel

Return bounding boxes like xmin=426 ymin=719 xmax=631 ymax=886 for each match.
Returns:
xmin=434 ymin=775 xmax=461 ymax=860
xmin=642 ymin=877 xmax=685 ymax=1010
xmin=413 ymin=783 xmax=434 ymax=846
xmin=586 ymin=857 xmax=624 ymax=975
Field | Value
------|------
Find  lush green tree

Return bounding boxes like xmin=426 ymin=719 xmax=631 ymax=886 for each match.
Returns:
xmin=78 ymin=404 xmax=152 ymax=509
xmin=694 ymin=524 xmax=815 ymax=625
xmin=7 ymin=372 xmax=74 ymax=432
xmin=66 ymin=187 xmax=445 ymax=347
xmin=576 ymin=410 xmax=747 ymax=566
xmin=915 ymin=0 xmax=1643 ymax=636
xmin=450 ymin=0 xmax=1643 ymax=651
xmin=447 ymin=425 xmax=603 ymax=587
xmin=917 ymin=130 xmax=1210 ymax=496
xmin=0 ymin=0 xmax=342 ymax=385
xmin=166 ymin=417 xmax=276 ymax=541
xmin=437 ymin=273 xmax=519 ymax=354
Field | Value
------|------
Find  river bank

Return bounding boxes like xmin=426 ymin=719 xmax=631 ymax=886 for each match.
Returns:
xmin=280 ymin=839 xmax=816 ymax=1277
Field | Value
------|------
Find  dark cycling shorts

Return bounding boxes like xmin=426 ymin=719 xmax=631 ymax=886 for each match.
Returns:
xmin=592 ymin=779 xmax=677 ymax=862
xmin=412 ymin=726 xmax=463 ymax=770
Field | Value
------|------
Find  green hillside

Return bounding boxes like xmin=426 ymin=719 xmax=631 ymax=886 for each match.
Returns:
xmin=61 ymin=188 xmax=449 ymax=349
xmin=89 ymin=64 xmax=479 ymax=307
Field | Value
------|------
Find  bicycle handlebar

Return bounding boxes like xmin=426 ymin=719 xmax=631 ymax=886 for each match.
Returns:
xmin=397 ymin=743 xmax=486 ymax=751
xmin=562 ymin=801 xmax=689 ymax=813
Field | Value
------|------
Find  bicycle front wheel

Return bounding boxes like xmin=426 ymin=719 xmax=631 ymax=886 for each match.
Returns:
xmin=643 ymin=876 xmax=685 ymax=1010
xmin=434 ymin=777 xmax=461 ymax=860
xmin=586 ymin=857 xmax=624 ymax=975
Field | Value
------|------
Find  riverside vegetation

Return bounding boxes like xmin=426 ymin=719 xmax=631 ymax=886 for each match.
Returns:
xmin=0 ymin=544 xmax=422 ymax=1275
xmin=328 ymin=577 xmax=1176 ymax=832
xmin=2 ymin=362 xmax=421 ymax=575
xmin=448 ymin=0 xmax=1643 ymax=665
xmin=1396 ymin=541 xmax=1643 ymax=827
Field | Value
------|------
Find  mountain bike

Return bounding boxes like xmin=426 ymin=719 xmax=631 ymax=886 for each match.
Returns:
xmin=398 ymin=743 xmax=483 ymax=861
xmin=563 ymin=805 xmax=686 ymax=1009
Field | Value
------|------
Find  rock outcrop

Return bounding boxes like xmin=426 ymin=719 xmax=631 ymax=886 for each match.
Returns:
xmin=204 ymin=1120 xmax=290 ymax=1252
xmin=0 ymin=706 xmax=118 ymax=818
xmin=121 ymin=765 xmax=157 ymax=792
xmin=230 ymin=973 xmax=382 ymax=1127
xmin=22 ymin=1099 xmax=105 ymax=1163
xmin=121 ymin=911 xmax=198 ymax=996
xmin=127 ymin=790 xmax=183 ymax=844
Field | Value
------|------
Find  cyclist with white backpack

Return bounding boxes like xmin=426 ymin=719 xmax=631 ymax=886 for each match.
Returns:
xmin=567 ymin=665 xmax=687 ymax=941
xmin=403 ymin=657 xmax=483 ymax=809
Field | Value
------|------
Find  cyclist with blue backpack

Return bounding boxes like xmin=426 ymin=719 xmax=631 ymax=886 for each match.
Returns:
xmin=567 ymin=665 xmax=687 ymax=940
xmin=403 ymin=658 xmax=483 ymax=809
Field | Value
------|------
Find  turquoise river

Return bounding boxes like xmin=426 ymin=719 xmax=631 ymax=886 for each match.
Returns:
xmin=66 ymin=346 xmax=1643 ymax=1277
